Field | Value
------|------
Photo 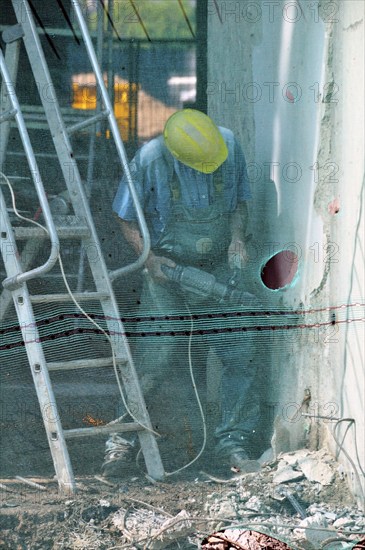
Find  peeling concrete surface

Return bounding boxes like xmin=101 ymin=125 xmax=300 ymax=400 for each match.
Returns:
xmin=208 ymin=0 xmax=365 ymax=506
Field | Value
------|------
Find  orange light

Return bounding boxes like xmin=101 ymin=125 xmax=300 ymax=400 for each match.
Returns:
xmin=82 ymin=414 xmax=106 ymax=427
xmin=71 ymin=73 xmax=139 ymax=140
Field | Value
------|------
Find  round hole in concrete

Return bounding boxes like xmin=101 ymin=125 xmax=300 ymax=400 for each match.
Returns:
xmin=261 ymin=250 xmax=299 ymax=290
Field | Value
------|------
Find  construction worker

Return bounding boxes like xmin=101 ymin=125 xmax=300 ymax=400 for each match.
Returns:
xmin=103 ymin=109 xmax=262 ymax=477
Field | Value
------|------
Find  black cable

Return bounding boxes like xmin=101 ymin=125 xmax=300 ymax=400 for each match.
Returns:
xmin=129 ymin=0 xmax=151 ymax=42
xmin=55 ymin=0 xmax=80 ymax=45
xmin=98 ymin=0 xmax=122 ymax=42
xmin=27 ymin=0 xmax=61 ymax=60
xmin=177 ymin=0 xmax=195 ymax=38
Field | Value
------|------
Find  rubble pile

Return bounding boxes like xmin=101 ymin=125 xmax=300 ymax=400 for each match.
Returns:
xmin=111 ymin=506 xmax=193 ymax=549
xmin=203 ymin=449 xmax=365 ymax=549
xmin=1 ymin=448 xmax=364 ymax=549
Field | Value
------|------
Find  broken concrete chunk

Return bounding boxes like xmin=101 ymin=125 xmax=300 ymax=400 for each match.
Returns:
xmin=276 ymin=459 xmax=290 ymax=471
xmin=273 ymin=466 xmax=304 ymax=484
xmin=279 ymin=449 xmax=311 ymax=466
xmin=112 ymin=507 xmax=193 ymax=549
xmin=244 ymin=496 xmax=263 ymax=512
xmin=298 ymin=456 xmax=334 ymax=485
xmin=294 ymin=513 xmax=333 ymax=547
xmin=215 ymin=500 xmax=238 ymax=518
xmin=324 ymin=511 xmax=337 ymax=521
xmin=333 ymin=517 xmax=355 ymax=529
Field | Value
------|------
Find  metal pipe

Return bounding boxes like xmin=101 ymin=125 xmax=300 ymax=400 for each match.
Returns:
xmin=75 ymin=1 xmax=106 ymax=296
xmin=71 ymin=0 xmax=151 ymax=280
xmin=0 ymin=49 xmax=60 ymax=290
xmin=66 ymin=109 xmax=109 ymax=134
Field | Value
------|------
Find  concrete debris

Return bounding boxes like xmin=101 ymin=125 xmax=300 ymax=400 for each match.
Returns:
xmin=337 ymin=464 xmax=347 ymax=480
xmin=324 ymin=511 xmax=337 ymax=521
xmin=298 ymin=455 xmax=335 ymax=485
xmin=333 ymin=517 xmax=356 ymax=529
xmin=201 ymin=448 xmax=365 ymax=549
xmin=112 ymin=507 xmax=193 ymax=549
xmin=244 ymin=496 xmax=263 ymax=512
xmin=204 ymin=492 xmax=240 ymax=519
xmin=273 ymin=449 xmax=336 ymax=486
xmin=273 ymin=465 xmax=304 ymax=484
xmin=279 ymin=449 xmax=311 ymax=466
xmin=294 ymin=512 xmax=333 ymax=547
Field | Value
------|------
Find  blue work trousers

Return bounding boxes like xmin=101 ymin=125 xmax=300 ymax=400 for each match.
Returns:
xmin=133 ymin=269 xmax=261 ymax=456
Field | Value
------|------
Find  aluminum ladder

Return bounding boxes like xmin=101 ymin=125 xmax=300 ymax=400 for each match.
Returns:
xmin=0 ymin=0 xmax=164 ymax=493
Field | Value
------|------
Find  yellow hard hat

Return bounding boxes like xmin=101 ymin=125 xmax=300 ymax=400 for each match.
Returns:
xmin=163 ymin=109 xmax=228 ymax=174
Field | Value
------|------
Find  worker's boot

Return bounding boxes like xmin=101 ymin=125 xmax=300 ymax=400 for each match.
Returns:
xmin=101 ymin=434 xmax=138 ymax=479
xmin=229 ymin=449 xmax=261 ymax=473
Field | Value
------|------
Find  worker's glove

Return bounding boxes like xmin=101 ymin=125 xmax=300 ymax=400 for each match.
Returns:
xmin=228 ymin=239 xmax=249 ymax=270
xmin=145 ymin=253 xmax=176 ymax=282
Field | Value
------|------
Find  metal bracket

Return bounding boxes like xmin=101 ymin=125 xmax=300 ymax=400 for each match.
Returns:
xmin=2 ymin=24 xmax=24 ymax=43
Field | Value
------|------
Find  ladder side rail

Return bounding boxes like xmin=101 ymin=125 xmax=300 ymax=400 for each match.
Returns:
xmin=68 ymin=2 xmax=165 ymax=481
xmin=9 ymin=1 xmax=145 ymax=364
xmin=0 ymin=40 xmax=21 ymax=168
xmin=0 ymin=238 xmax=43 ymax=322
xmin=75 ymin=7 xmax=104 ymax=294
xmin=9 ymin=1 xmax=143 ymax=345
xmin=0 ymin=49 xmax=60 ymax=291
xmin=70 ymin=0 xmax=151 ymax=280
xmin=11 ymin=0 xmax=165 ymax=480
xmin=0 ymin=188 xmax=76 ymax=494
xmin=10 ymin=0 xmax=118 ymax=294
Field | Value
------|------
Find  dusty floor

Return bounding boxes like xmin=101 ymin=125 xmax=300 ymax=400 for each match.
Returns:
xmin=1 ymin=450 xmax=364 ymax=550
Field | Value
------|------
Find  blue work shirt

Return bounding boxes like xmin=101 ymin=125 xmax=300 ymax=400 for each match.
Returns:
xmin=113 ymin=127 xmax=251 ymax=247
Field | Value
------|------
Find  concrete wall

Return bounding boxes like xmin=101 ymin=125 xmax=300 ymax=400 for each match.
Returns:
xmin=208 ymin=0 xmax=364 ymax=506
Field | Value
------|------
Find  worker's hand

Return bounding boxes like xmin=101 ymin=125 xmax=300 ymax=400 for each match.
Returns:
xmin=145 ymin=253 xmax=176 ymax=281
xmin=228 ymin=239 xmax=249 ymax=270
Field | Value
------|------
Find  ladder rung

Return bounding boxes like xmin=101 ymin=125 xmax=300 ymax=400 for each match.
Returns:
xmin=14 ymin=224 xmax=90 ymax=240
xmin=66 ymin=109 xmax=109 ymax=134
xmin=47 ymin=356 xmax=125 ymax=371
xmin=30 ymin=292 xmax=109 ymax=303
xmin=7 ymin=151 xmax=90 ymax=160
xmin=0 ymin=108 xmax=17 ymax=124
xmin=64 ymin=422 xmax=143 ymax=439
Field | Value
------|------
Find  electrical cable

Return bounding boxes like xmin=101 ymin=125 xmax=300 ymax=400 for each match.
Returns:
xmin=55 ymin=0 xmax=81 ymax=45
xmin=333 ymin=418 xmax=365 ymax=479
xmin=352 ymin=419 xmax=365 ymax=478
xmin=128 ymin=0 xmax=152 ymax=42
xmin=331 ymin=418 xmax=365 ymax=502
xmin=0 ymin=171 xmax=159 ymax=438
xmin=27 ymin=0 xmax=61 ymax=60
xmin=340 ymin=171 xmax=365 ymax=416
xmin=164 ymin=299 xmax=207 ymax=476
xmin=335 ymin=419 xmax=352 ymax=461
xmin=177 ymin=0 xmax=195 ymax=38
xmin=2 ymin=169 xmax=209 ymax=477
xmin=97 ymin=0 xmax=122 ymax=42
xmin=5 ymin=169 xmax=364 ymax=485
